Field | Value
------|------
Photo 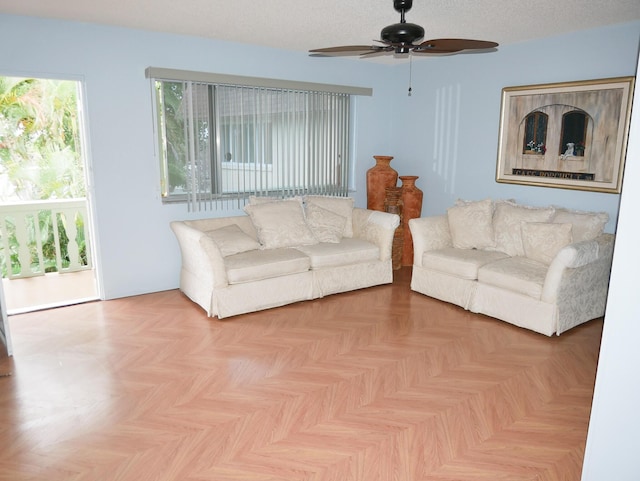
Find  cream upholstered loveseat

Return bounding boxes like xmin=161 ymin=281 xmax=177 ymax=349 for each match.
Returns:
xmin=171 ymin=195 xmax=400 ymax=319
xmin=409 ymin=199 xmax=614 ymax=336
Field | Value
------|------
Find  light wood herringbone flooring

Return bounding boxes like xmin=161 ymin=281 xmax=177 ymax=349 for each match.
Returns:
xmin=0 ymin=268 xmax=602 ymax=481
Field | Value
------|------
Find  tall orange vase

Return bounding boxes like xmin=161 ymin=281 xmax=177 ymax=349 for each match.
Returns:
xmin=399 ymin=175 xmax=423 ymax=266
xmin=366 ymin=155 xmax=398 ymax=212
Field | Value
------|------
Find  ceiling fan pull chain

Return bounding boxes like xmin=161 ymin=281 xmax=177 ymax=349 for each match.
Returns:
xmin=408 ymin=54 xmax=413 ymax=96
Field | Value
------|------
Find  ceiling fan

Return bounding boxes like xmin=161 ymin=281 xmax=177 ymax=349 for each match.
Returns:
xmin=309 ymin=0 xmax=498 ymax=57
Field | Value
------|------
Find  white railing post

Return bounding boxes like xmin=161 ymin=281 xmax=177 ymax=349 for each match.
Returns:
xmin=0 ymin=199 xmax=92 ymax=279
xmin=12 ymin=213 xmax=36 ymax=277
xmin=56 ymin=207 xmax=82 ymax=271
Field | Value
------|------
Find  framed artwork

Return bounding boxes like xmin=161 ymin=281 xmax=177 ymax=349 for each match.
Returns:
xmin=496 ymin=76 xmax=634 ymax=193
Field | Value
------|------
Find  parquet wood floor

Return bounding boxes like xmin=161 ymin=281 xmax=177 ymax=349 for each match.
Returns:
xmin=0 ymin=268 xmax=603 ymax=481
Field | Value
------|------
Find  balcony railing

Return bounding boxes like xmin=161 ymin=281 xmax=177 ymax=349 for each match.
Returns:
xmin=0 ymin=198 xmax=92 ymax=280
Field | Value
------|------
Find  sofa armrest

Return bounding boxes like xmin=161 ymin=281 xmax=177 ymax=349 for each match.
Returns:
xmin=170 ymin=221 xmax=229 ymax=288
xmin=541 ymin=233 xmax=615 ymax=304
xmin=408 ymin=215 xmax=453 ymax=267
xmin=352 ymin=208 xmax=400 ymax=261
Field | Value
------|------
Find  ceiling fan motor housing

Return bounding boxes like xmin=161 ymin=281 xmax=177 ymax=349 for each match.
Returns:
xmin=383 ymin=0 xmax=423 ymax=52
xmin=381 ymin=22 xmax=425 ymax=46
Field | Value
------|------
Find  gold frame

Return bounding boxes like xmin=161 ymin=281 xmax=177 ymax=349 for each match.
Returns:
xmin=496 ymin=76 xmax=634 ymax=193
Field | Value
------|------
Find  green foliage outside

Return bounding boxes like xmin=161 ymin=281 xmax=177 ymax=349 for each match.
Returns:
xmin=156 ymin=81 xmax=188 ymax=194
xmin=0 ymin=76 xmax=88 ymax=277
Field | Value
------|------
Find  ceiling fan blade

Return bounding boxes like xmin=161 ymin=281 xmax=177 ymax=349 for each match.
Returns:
xmin=360 ymin=46 xmax=395 ymax=56
xmin=415 ymin=38 xmax=498 ymax=53
xmin=309 ymin=45 xmax=380 ymax=54
xmin=412 ymin=47 xmax=463 ymax=54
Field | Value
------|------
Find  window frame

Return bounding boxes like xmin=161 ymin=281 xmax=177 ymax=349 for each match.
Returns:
xmin=147 ymin=68 xmax=372 ymax=210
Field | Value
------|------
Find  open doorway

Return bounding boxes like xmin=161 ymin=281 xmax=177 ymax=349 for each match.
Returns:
xmin=0 ymin=75 xmax=98 ymax=316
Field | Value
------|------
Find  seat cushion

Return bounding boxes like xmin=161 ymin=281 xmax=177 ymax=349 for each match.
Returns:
xmin=225 ymin=248 xmax=311 ymax=284
xmin=295 ymin=237 xmax=379 ymax=269
xmin=477 ymin=256 xmax=548 ymax=299
xmin=421 ymin=248 xmax=509 ymax=280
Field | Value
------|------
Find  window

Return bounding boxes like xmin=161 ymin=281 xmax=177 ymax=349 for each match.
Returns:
xmin=522 ymin=111 xmax=548 ymax=154
xmin=147 ymin=68 xmax=371 ymax=210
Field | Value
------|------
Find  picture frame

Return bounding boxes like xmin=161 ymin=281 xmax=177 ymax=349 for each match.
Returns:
xmin=496 ymin=76 xmax=634 ymax=193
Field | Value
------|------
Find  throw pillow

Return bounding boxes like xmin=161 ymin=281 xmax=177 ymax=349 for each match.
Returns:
xmin=522 ymin=222 xmax=573 ymax=265
xmin=305 ymin=203 xmax=346 ymax=243
xmin=205 ymin=224 xmax=261 ymax=257
xmin=446 ymin=198 xmax=496 ymax=249
xmin=492 ymin=202 xmax=555 ymax=256
xmin=244 ymin=199 xmax=318 ymax=249
xmin=304 ymin=195 xmax=354 ymax=238
xmin=552 ymin=208 xmax=608 ymax=243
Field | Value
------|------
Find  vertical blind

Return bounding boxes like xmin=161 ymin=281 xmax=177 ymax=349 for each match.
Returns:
xmin=148 ymin=68 xmax=372 ymax=212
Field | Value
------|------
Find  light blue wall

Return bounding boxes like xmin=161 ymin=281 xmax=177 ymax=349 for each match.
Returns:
xmin=0 ymin=15 xmax=395 ymax=299
xmin=388 ymin=22 xmax=640 ymax=232
xmin=0 ymin=14 xmax=638 ymax=300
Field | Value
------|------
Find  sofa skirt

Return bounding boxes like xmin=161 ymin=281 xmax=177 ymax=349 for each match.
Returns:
xmin=410 ymin=266 xmax=477 ymax=310
xmin=214 ymin=271 xmax=314 ymax=319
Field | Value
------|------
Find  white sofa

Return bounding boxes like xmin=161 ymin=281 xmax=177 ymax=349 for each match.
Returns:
xmin=171 ymin=196 xmax=400 ymax=319
xmin=409 ymin=199 xmax=614 ymax=336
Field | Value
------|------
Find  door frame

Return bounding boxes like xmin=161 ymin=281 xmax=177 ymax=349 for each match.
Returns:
xmin=0 ymin=72 xmax=102 ymax=339
xmin=0 ymin=278 xmax=11 ymax=356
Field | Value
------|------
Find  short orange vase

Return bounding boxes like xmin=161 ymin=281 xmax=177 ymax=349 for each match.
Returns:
xmin=399 ymin=175 xmax=423 ymax=266
xmin=366 ymin=155 xmax=398 ymax=212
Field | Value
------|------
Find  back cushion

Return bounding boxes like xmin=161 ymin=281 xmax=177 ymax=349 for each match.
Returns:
xmin=492 ymin=202 xmax=555 ymax=256
xmin=552 ymin=208 xmax=608 ymax=242
xmin=446 ymin=198 xmax=496 ymax=249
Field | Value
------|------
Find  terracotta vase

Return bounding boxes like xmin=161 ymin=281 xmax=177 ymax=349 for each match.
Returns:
xmin=399 ymin=176 xmax=423 ymax=266
xmin=366 ymin=155 xmax=398 ymax=212
xmin=384 ymin=186 xmax=404 ymax=271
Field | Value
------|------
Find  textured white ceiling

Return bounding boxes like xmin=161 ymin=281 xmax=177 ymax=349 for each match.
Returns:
xmin=2 ymin=0 xmax=639 ymax=58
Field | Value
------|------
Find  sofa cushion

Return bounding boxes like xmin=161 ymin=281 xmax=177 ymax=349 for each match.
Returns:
xmin=304 ymin=203 xmax=346 ymax=243
xmin=205 ymin=224 xmax=261 ymax=257
xmin=244 ymin=199 xmax=318 ymax=249
xmin=295 ymin=237 xmax=379 ymax=269
xmin=477 ymin=256 xmax=548 ymax=299
xmin=421 ymin=248 xmax=510 ymax=280
xmin=552 ymin=207 xmax=608 ymax=242
xmin=224 ymin=248 xmax=311 ymax=284
xmin=447 ymin=198 xmax=496 ymax=249
xmin=492 ymin=202 xmax=555 ymax=256
xmin=522 ymin=222 xmax=573 ymax=265
xmin=304 ymin=195 xmax=354 ymax=238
